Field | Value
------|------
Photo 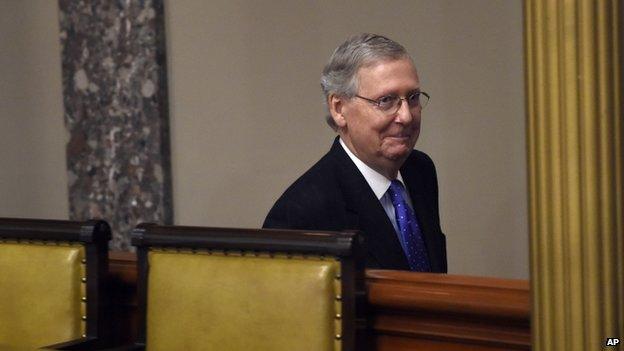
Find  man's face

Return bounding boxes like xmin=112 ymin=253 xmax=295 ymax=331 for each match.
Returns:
xmin=333 ymin=58 xmax=422 ymax=176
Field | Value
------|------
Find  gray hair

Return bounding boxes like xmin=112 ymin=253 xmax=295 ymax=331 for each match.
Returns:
xmin=321 ymin=33 xmax=411 ymax=130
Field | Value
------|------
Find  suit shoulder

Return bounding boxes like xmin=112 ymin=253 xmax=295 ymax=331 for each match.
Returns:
xmin=407 ymin=149 xmax=436 ymax=171
xmin=263 ymin=152 xmax=343 ymax=229
xmin=276 ymin=152 xmax=340 ymax=205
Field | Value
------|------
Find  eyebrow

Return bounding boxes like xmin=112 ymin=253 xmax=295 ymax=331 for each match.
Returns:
xmin=374 ymin=89 xmax=422 ymax=99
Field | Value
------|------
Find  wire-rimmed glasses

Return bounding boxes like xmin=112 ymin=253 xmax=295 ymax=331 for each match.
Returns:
xmin=355 ymin=91 xmax=430 ymax=115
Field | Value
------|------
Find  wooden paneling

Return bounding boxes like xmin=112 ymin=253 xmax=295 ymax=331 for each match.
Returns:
xmin=367 ymin=270 xmax=530 ymax=350
xmin=107 ymin=251 xmax=139 ymax=345
xmin=107 ymin=252 xmax=531 ymax=350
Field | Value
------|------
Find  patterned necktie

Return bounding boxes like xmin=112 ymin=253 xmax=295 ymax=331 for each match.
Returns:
xmin=387 ymin=180 xmax=431 ymax=272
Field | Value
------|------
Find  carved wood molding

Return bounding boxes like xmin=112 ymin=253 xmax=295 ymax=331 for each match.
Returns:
xmin=366 ymin=270 xmax=531 ymax=350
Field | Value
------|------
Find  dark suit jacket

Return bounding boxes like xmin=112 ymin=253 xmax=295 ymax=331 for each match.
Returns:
xmin=263 ymin=137 xmax=447 ymax=272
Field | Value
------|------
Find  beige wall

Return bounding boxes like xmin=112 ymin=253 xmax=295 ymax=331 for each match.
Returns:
xmin=0 ymin=0 xmax=528 ymax=279
xmin=165 ymin=0 xmax=528 ymax=279
xmin=0 ymin=1 xmax=68 ymax=219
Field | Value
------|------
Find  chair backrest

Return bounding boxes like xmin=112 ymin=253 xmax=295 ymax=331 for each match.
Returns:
xmin=132 ymin=224 xmax=366 ymax=351
xmin=0 ymin=218 xmax=111 ymax=349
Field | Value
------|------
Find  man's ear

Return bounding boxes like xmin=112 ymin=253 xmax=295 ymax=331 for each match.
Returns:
xmin=328 ymin=94 xmax=348 ymax=128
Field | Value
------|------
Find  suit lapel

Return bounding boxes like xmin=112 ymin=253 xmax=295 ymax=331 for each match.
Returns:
xmin=328 ymin=138 xmax=410 ymax=269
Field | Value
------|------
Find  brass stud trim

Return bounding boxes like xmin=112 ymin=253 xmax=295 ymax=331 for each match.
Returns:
xmin=335 ymin=334 xmax=342 ymax=340
xmin=81 ymin=316 xmax=87 ymax=321
xmin=81 ymin=277 xmax=87 ymax=283
xmin=335 ymin=294 xmax=342 ymax=301
xmin=335 ymin=313 xmax=342 ymax=319
xmin=81 ymin=297 xmax=87 ymax=302
xmin=81 ymin=259 xmax=87 ymax=264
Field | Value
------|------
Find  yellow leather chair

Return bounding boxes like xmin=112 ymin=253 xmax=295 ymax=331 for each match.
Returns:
xmin=127 ymin=224 xmax=366 ymax=351
xmin=0 ymin=218 xmax=111 ymax=350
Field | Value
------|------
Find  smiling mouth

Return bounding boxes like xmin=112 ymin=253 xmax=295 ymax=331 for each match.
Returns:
xmin=386 ymin=135 xmax=411 ymax=141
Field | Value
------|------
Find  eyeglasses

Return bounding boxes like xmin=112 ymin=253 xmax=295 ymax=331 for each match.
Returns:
xmin=354 ymin=91 xmax=430 ymax=115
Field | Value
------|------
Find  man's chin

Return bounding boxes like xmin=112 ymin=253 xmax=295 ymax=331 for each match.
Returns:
xmin=381 ymin=145 xmax=412 ymax=161
xmin=383 ymin=137 xmax=415 ymax=153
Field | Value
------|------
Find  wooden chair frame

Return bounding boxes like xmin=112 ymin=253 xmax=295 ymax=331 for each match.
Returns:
xmin=130 ymin=224 xmax=368 ymax=351
xmin=0 ymin=217 xmax=111 ymax=350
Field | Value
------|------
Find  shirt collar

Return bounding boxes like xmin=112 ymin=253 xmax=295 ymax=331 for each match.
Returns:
xmin=339 ymin=137 xmax=405 ymax=200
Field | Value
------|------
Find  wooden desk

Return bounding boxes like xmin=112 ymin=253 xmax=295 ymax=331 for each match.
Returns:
xmin=367 ymin=270 xmax=530 ymax=350
xmin=108 ymin=251 xmax=530 ymax=350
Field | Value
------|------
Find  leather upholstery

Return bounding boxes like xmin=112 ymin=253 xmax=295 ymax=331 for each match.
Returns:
xmin=146 ymin=250 xmax=342 ymax=351
xmin=0 ymin=242 xmax=85 ymax=348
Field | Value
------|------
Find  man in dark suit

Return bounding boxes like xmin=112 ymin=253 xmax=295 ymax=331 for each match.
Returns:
xmin=263 ymin=33 xmax=447 ymax=272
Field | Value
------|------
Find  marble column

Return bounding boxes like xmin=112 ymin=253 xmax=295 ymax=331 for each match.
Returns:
xmin=58 ymin=0 xmax=172 ymax=250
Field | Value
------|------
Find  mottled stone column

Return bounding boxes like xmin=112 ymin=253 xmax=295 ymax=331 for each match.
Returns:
xmin=58 ymin=0 xmax=172 ymax=250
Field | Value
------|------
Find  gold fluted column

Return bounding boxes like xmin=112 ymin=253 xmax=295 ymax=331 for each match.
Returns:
xmin=525 ymin=1 xmax=624 ymax=350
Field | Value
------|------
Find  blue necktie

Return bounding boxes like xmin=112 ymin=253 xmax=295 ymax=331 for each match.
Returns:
xmin=387 ymin=180 xmax=431 ymax=272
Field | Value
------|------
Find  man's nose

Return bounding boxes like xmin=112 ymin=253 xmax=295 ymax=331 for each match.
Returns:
xmin=395 ymin=99 xmax=415 ymax=124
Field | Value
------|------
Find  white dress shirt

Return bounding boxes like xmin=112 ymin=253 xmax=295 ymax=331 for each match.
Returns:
xmin=339 ymin=138 xmax=415 ymax=234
